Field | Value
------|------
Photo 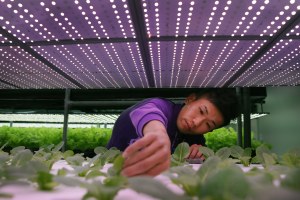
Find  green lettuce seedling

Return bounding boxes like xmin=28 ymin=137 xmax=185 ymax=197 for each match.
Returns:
xmin=280 ymin=148 xmax=300 ymax=168
xmin=230 ymin=145 xmax=252 ymax=166
xmin=171 ymin=142 xmax=190 ymax=166
xmin=129 ymin=176 xmax=192 ymax=200
xmin=199 ymin=146 xmax=231 ymax=160
xmin=252 ymin=144 xmax=278 ymax=168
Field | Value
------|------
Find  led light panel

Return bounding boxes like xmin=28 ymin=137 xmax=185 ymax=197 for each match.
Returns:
xmin=150 ymin=40 xmax=265 ymax=88
xmin=0 ymin=33 xmax=11 ymax=44
xmin=32 ymin=42 xmax=149 ymax=88
xmin=0 ymin=46 xmax=78 ymax=88
xmin=0 ymin=0 xmax=299 ymax=89
xmin=0 ymin=81 xmax=15 ymax=89
xmin=232 ymin=39 xmax=300 ymax=87
xmin=0 ymin=0 xmax=134 ymax=42
xmin=0 ymin=114 xmax=119 ymax=124
xmin=143 ymin=0 xmax=299 ymax=37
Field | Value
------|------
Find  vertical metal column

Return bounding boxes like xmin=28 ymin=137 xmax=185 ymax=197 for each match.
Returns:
xmin=62 ymin=89 xmax=71 ymax=152
xmin=236 ymin=87 xmax=243 ymax=147
xmin=243 ymin=88 xmax=251 ymax=148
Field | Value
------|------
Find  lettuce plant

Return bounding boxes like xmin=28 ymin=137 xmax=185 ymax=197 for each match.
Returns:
xmin=1 ymin=141 xmax=300 ymax=200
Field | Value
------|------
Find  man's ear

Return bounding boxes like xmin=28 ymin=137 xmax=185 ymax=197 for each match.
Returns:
xmin=185 ymin=93 xmax=197 ymax=104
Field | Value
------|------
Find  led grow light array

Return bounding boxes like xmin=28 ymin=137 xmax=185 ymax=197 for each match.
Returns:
xmin=0 ymin=81 xmax=14 ymax=89
xmin=0 ymin=0 xmax=149 ymax=89
xmin=142 ymin=0 xmax=299 ymax=87
xmin=0 ymin=114 xmax=119 ymax=124
xmin=233 ymin=39 xmax=300 ymax=87
xmin=32 ymin=42 xmax=148 ymax=89
xmin=0 ymin=46 xmax=77 ymax=89
xmin=142 ymin=0 xmax=297 ymax=37
xmin=0 ymin=0 xmax=135 ymax=42
xmin=0 ymin=0 xmax=299 ymax=89
xmin=148 ymin=40 xmax=267 ymax=88
xmin=0 ymin=31 xmax=11 ymax=44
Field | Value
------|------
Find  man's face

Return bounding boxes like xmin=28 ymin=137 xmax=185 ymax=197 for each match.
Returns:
xmin=177 ymin=94 xmax=224 ymax=135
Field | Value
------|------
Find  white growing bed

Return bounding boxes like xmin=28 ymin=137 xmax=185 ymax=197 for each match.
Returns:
xmin=1 ymin=160 xmax=265 ymax=200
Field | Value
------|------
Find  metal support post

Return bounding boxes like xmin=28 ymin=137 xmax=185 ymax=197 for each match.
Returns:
xmin=243 ymin=88 xmax=251 ymax=148
xmin=62 ymin=89 xmax=71 ymax=152
xmin=236 ymin=87 xmax=243 ymax=147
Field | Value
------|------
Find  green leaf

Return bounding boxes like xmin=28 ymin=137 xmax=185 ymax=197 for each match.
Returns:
xmin=73 ymin=165 xmax=91 ymax=177
xmin=252 ymin=185 xmax=300 ymax=200
xmin=280 ymin=148 xmax=300 ymax=168
xmin=243 ymin=147 xmax=252 ymax=157
xmin=200 ymin=167 xmax=251 ymax=200
xmin=168 ymin=165 xmax=196 ymax=176
xmin=94 ymin=146 xmax=108 ymax=155
xmin=281 ymin=168 xmax=300 ymax=191
xmin=230 ymin=145 xmax=244 ymax=159
xmin=215 ymin=147 xmax=231 ymax=160
xmin=63 ymin=150 xmax=74 ymax=159
xmin=36 ymin=171 xmax=58 ymax=191
xmin=57 ymin=168 xmax=68 ymax=176
xmin=52 ymin=142 xmax=64 ymax=152
xmin=103 ymin=149 xmax=121 ymax=163
xmin=82 ymin=180 xmax=121 ymax=200
xmin=54 ymin=176 xmax=83 ymax=187
xmin=172 ymin=142 xmax=190 ymax=162
xmin=171 ymin=156 xmax=186 ymax=167
xmin=107 ymin=155 xmax=124 ymax=176
xmin=262 ymin=153 xmax=276 ymax=168
xmin=10 ymin=146 xmax=25 ymax=155
xmin=246 ymin=168 xmax=274 ymax=187
xmin=255 ymin=144 xmax=272 ymax=162
xmin=251 ymin=155 xmax=261 ymax=164
xmin=11 ymin=149 xmax=33 ymax=166
xmin=171 ymin=174 xmax=201 ymax=196
xmin=65 ymin=154 xmax=85 ymax=166
xmin=198 ymin=146 xmax=214 ymax=158
xmin=85 ymin=170 xmax=106 ymax=179
xmin=240 ymin=156 xmax=251 ymax=166
xmin=104 ymin=176 xmax=127 ymax=187
xmin=129 ymin=176 xmax=191 ymax=200
xmin=196 ymin=156 xmax=221 ymax=182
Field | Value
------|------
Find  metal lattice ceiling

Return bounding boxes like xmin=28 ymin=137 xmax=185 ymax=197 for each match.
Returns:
xmin=0 ymin=0 xmax=299 ymax=89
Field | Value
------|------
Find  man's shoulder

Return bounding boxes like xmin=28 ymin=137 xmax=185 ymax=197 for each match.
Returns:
xmin=138 ymin=97 xmax=175 ymax=106
xmin=143 ymin=97 xmax=171 ymax=103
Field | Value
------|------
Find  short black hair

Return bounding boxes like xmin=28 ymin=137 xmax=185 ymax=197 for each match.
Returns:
xmin=194 ymin=88 xmax=240 ymax=127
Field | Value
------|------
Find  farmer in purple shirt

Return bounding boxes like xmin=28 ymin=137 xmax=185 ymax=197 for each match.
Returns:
xmin=107 ymin=89 xmax=239 ymax=176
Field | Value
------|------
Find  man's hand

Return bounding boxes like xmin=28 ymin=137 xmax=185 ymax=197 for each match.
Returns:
xmin=187 ymin=144 xmax=205 ymax=159
xmin=122 ymin=120 xmax=171 ymax=177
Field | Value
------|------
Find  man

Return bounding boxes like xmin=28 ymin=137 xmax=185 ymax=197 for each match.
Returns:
xmin=107 ymin=88 xmax=239 ymax=176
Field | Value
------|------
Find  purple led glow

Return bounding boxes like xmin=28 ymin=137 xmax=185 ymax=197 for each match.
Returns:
xmin=232 ymin=40 xmax=300 ymax=87
xmin=0 ymin=0 xmax=134 ymax=42
xmin=0 ymin=46 xmax=78 ymax=89
xmin=0 ymin=0 xmax=299 ymax=89
xmin=149 ymin=40 xmax=266 ymax=88
xmin=143 ymin=0 xmax=297 ymax=37
xmin=32 ymin=43 xmax=149 ymax=89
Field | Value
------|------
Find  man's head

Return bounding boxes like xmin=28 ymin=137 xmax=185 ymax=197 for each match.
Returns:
xmin=177 ymin=88 xmax=239 ymax=135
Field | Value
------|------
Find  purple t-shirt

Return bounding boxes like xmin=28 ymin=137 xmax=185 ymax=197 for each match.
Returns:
xmin=106 ymin=98 xmax=205 ymax=152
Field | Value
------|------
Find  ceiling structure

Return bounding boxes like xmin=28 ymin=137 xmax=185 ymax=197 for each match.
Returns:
xmin=0 ymin=0 xmax=299 ymax=122
xmin=0 ymin=0 xmax=299 ymax=90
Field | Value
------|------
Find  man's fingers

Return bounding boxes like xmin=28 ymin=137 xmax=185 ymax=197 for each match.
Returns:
xmin=122 ymin=147 xmax=170 ymax=176
xmin=188 ymin=144 xmax=203 ymax=159
xmin=122 ymin=134 xmax=156 ymax=158
xmin=123 ymin=138 xmax=165 ymax=168
xmin=143 ymin=160 xmax=170 ymax=176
